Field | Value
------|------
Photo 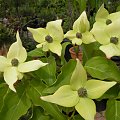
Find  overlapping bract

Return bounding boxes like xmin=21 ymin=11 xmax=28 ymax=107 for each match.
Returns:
xmin=91 ymin=4 xmax=120 ymax=58
xmin=0 ymin=32 xmax=48 ymax=92
xmin=64 ymin=11 xmax=96 ymax=45
xmin=27 ymin=20 xmax=64 ymax=56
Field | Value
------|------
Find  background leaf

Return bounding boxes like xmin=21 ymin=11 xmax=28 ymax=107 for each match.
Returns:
xmin=85 ymin=56 xmax=120 ymax=82
xmin=73 ymin=114 xmax=84 ymax=120
xmin=61 ymin=42 xmax=71 ymax=65
xmin=26 ymin=78 xmax=66 ymax=120
xmin=34 ymin=56 xmax=56 ymax=86
xmin=81 ymin=42 xmax=105 ymax=65
xmin=28 ymin=48 xmax=46 ymax=58
xmin=106 ymin=99 xmax=120 ymax=120
xmin=43 ymin=59 xmax=76 ymax=94
xmin=31 ymin=106 xmax=51 ymax=120
xmin=98 ymin=84 xmax=120 ymax=100
xmin=76 ymin=0 xmax=86 ymax=13
xmin=0 ymin=83 xmax=9 ymax=112
xmin=0 ymin=81 xmax=31 ymax=120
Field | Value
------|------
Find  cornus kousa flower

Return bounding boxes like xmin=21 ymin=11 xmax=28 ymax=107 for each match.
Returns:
xmin=64 ymin=11 xmax=96 ymax=45
xmin=91 ymin=4 xmax=120 ymax=58
xmin=41 ymin=59 xmax=116 ymax=120
xmin=95 ymin=4 xmax=120 ymax=25
xmin=0 ymin=32 xmax=48 ymax=92
xmin=27 ymin=20 xmax=64 ymax=56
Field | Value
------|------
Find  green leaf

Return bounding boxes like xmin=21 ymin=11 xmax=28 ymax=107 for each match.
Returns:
xmin=0 ymin=81 xmax=31 ymax=120
xmin=73 ymin=114 xmax=84 ymax=120
xmin=28 ymin=48 xmax=45 ymax=57
xmin=81 ymin=42 xmax=105 ymax=64
xmin=117 ymin=5 xmax=120 ymax=12
xmin=0 ymin=83 xmax=9 ymax=112
xmin=31 ymin=107 xmax=51 ymax=120
xmin=76 ymin=0 xmax=86 ymax=13
xmin=34 ymin=56 xmax=56 ymax=86
xmin=106 ymin=99 xmax=120 ymax=120
xmin=0 ymin=74 xmax=4 ymax=84
xmin=99 ymin=84 xmax=120 ymax=99
xmin=61 ymin=42 xmax=71 ymax=65
xmin=85 ymin=56 xmax=120 ymax=82
xmin=89 ymin=0 xmax=96 ymax=9
xmin=61 ymin=107 xmax=74 ymax=116
xmin=43 ymin=59 xmax=76 ymax=94
xmin=26 ymin=78 xmax=66 ymax=120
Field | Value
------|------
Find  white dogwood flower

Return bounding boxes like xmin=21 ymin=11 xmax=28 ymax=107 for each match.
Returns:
xmin=0 ymin=32 xmax=48 ymax=92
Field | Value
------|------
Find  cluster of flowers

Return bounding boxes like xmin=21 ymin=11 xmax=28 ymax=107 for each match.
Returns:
xmin=0 ymin=4 xmax=119 ymax=120
xmin=28 ymin=4 xmax=120 ymax=58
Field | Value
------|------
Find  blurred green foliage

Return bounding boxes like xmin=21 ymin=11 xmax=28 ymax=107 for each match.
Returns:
xmin=0 ymin=23 xmax=15 ymax=47
xmin=0 ymin=0 xmax=120 ymax=31
xmin=0 ymin=0 xmax=120 ymax=50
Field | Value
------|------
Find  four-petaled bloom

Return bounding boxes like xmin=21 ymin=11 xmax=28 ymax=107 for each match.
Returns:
xmin=0 ymin=32 xmax=48 ymax=92
xmin=64 ymin=11 xmax=96 ymax=45
xmin=27 ymin=20 xmax=64 ymax=56
xmin=41 ymin=59 xmax=116 ymax=120
xmin=91 ymin=4 xmax=120 ymax=58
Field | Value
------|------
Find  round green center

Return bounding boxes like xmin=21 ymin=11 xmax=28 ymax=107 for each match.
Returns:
xmin=76 ymin=32 xmax=82 ymax=39
xmin=45 ymin=35 xmax=53 ymax=43
xmin=106 ymin=19 xmax=112 ymax=25
xmin=78 ymin=87 xmax=87 ymax=97
xmin=110 ymin=37 xmax=119 ymax=44
xmin=11 ymin=58 xmax=19 ymax=66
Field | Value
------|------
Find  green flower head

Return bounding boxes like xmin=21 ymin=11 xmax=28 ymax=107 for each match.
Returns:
xmin=41 ymin=59 xmax=116 ymax=120
xmin=64 ymin=11 xmax=96 ymax=45
xmin=91 ymin=4 xmax=120 ymax=58
xmin=0 ymin=32 xmax=48 ymax=92
xmin=27 ymin=20 xmax=64 ymax=56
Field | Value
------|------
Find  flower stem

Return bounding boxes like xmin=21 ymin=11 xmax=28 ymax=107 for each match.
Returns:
xmin=73 ymin=44 xmax=79 ymax=56
xmin=68 ymin=109 xmax=76 ymax=120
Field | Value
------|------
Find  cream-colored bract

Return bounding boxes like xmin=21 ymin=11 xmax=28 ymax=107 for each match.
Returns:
xmin=41 ymin=59 xmax=116 ymax=120
xmin=27 ymin=20 xmax=64 ymax=56
xmin=95 ymin=4 xmax=120 ymax=22
xmin=91 ymin=4 xmax=120 ymax=58
xmin=64 ymin=11 xmax=96 ymax=45
xmin=0 ymin=31 xmax=48 ymax=92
